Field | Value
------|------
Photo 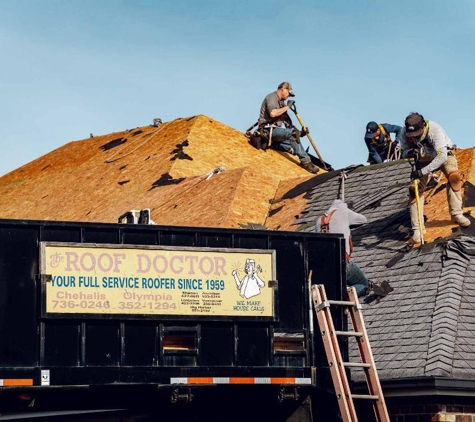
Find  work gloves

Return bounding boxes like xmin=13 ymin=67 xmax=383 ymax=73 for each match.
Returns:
xmin=411 ymin=169 xmax=423 ymax=180
xmin=406 ymin=149 xmax=419 ymax=161
xmin=300 ymin=126 xmax=309 ymax=138
xmin=292 ymin=128 xmax=301 ymax=143
xmin=286 ymin=100 xmax=295 ymax=108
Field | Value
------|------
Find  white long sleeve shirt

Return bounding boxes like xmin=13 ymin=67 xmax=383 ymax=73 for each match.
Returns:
xmin=400 ymin=120 xmax=454 ymax=176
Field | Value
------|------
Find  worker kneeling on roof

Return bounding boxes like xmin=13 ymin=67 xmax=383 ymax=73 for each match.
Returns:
xmin=258 ymin=82 xmax=319 ymax=174
xmin=364 ymin=121 xmax=403 ymax=164
xmin=315 ymin=199 xmax=369 ymax=297
xmin=401 ymin=112 xmax=470 ymax=244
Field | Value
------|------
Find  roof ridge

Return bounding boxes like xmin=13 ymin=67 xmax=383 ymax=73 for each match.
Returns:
xmin=187 ymin=114 xmax=245 ymax=139
xmin=424 ymin=239 xmax=472 ymax=377
xmin=215 ymin=167 xmax=246 ymax=227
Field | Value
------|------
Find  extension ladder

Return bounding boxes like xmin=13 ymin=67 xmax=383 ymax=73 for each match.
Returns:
xmin=311 ymin=284 xmax=389 ymax=422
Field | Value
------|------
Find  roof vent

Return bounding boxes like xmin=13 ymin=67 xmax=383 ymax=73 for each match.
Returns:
xmin=152 ymin=118 xmax=162 ymax=127
xmin=118 ymin=209 xmax=156 ymax=225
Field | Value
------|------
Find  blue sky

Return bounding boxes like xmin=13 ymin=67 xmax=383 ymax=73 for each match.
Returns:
xmin=1 ymin=0 xmax=474 ymax=176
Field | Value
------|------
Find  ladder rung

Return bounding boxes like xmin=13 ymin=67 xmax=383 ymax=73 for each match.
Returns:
xmin=343 ymin=362 xmax=371 ymax=368
xmin=351 ymin=394 xmax=379 ymax=400
xmin=335 ymin=330 xmax=363 ymax=337
xmin=327 ymin=300 xmax=356 ymax=307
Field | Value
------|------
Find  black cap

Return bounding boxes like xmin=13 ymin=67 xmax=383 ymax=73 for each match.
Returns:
xmin=365 ymin=121 xmax=379 ymax=139
xmin=405 ymin=113 xmax=425 ymax=137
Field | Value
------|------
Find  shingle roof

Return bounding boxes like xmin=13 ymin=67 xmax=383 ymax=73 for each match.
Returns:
xmin=283 ymin=152 xmax=475 ymax=383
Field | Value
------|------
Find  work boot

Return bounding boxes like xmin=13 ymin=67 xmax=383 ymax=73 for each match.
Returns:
xmin=452 ymin=214 xmax=471 ymax=227
xmin=300 ymin=162 xmax=320 ymax=174
xmin=363 ymin=281 xmax=388 ymax=305
xmin=411 ymin=229 xmax=425 ymax=244
xmin=364 ymin=281 xmax=375 ymax=296
xmin=381 ymin=280 xmax=394 ymax=295
xmin=370 ymin=282 xmax=386 ymax=298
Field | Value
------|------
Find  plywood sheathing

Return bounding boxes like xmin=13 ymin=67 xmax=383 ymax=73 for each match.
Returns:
xmin=265 ymin=175 xmax=316 ymax=231
xmin=146 ymin=169 xmax=244 ymax=227
xmin=0 ymin=115 xmax=318 ymax=227
xmin=143 ymin=167 xmax=280 ymax=228
xmin=222 ymin=167 xmax=293 ymax=228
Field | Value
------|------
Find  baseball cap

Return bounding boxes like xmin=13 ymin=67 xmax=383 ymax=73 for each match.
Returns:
xmin=405 ymin=113 xmax=425 ymax=137
xmin=279 ymin=82 xmax=295 ymax=97
xmin=287 ymin=83 xmax=295 ymax=97
xmin=365 ymin=121 xmax=379 ymax=139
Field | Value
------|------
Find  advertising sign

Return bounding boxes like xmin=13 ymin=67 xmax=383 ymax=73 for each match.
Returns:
xmin=40 ymin=242 xmax=276 ymax=319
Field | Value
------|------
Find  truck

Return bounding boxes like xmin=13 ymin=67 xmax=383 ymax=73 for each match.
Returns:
xmin=0 ymin=218 xmax=348 ymax=421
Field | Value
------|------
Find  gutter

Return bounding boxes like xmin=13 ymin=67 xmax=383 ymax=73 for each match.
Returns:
xmin=354 ymin=376 xmax=475 ymax=397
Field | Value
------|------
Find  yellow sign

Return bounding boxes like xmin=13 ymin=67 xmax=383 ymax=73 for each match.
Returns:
xmin=40 ymin=242 xmax=276 ymax=318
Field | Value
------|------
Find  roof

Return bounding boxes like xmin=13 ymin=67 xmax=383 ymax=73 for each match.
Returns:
xmin=284 ymin=150 xmax=475 ymax=386
xmin=0 ymin=115 xmax=322 ymax=227
xmin=3 ymin=113 xmax=475 ymax=389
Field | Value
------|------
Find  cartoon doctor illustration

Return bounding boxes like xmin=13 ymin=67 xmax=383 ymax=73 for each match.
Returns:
xmin=232 ymin=258 xmax=265 ymax=299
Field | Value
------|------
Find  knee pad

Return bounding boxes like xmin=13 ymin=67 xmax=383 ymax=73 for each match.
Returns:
xmin=448 ymin=171 xmax=464 ymax=192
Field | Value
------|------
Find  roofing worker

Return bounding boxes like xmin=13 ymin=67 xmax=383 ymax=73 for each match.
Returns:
xmin=401 ymin=112 xmax=470 ymax=244
xmin=365 ymin=121 xmax=403 ymax=164
xmin=258 ymin=82 xmax=320 ymax=174
xmin=315 ymin=199 xmax=369 ymax=297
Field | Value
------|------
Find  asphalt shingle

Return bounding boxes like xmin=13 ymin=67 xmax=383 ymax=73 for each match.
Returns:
xmin=294 ymin=158 xmax=475 ymax=383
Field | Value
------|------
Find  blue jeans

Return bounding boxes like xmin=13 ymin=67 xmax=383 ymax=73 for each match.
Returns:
xmin=368 ymin=150 xmax=386 ymax=164
xmin=270 ymin=127 xmax=311 ymax=164
xmin=346 ymin=260 xmax=369 ymax=297
xmin=367 ymin=142 xmax=389 ymax=164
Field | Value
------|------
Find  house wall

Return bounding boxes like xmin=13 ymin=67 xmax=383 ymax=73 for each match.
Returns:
xmin=388 ymin=398 xmax=475 ymax=422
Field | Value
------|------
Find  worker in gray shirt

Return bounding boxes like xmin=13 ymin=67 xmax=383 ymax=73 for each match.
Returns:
xmin=258 ymin=82 xmax=319 ymax=174
xmin=315 ymin=199 xmax=369 ymax=297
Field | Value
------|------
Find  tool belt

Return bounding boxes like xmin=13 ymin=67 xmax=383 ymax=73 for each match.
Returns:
xmin=248 ymin=126 xmax=269 ymax=150
xmin=247 ymin=116 xmax=300 ymax=150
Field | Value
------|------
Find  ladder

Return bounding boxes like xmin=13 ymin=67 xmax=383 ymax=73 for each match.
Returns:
xmin=311 ymin=284 xmax=389 ymax=422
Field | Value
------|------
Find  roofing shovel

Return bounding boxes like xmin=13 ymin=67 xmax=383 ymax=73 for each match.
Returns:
xmin=338 ymin=171 xmax=347 ymax=201
xmin=289 ymin=103 xmax=332 ymax=171
xmin=413 ymin=179 xmax=425 ymax=245
xmin=408 ymin=157 xmax=425 ymax=245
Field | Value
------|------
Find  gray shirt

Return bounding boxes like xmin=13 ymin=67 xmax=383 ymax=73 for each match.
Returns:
xmin=258 ymin=91 xmax=291 ymax=127
xmin=315 ymin=199 xmax=367 ymax=256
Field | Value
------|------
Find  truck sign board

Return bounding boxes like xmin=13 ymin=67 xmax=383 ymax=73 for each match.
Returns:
xmin=40 ymin=242 xmax=276 ymax=319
